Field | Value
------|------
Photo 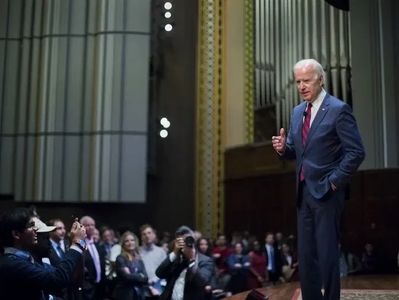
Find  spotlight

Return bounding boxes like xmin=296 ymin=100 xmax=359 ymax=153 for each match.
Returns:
xmin=164 ymin=2 xmax=172 ymax=10
xmin=160 ymin=117 xmax=171 ymax=128
xmin=160 ymin=129 xmax=168 ymax=138
xmin=164 ymin=11 xmax=172 ymax=19
xmin=164 ymin=24 xmax=173 ymax=32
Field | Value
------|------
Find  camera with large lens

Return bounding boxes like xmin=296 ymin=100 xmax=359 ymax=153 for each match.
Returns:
xmin=184 ymin=236 xmax=195 ymax=248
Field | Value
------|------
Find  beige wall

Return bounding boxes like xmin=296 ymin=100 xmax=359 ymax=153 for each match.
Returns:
xmin=224 ymin=0 xmax=246 ymax=148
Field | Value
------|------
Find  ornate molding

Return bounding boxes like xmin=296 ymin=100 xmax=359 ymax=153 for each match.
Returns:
xmin=195 ymin=0 xmax=224 ymax=237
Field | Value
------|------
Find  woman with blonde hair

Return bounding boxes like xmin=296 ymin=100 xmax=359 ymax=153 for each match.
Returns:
xmin=113 ymin=231 xmax=148 ymax=300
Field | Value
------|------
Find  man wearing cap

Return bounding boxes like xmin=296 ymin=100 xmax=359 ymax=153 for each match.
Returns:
xmin=0 ymin=207 xmax=87 ymax=300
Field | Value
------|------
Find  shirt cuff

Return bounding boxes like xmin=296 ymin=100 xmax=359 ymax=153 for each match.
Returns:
xmin=169 ymin=252 xmax=177 ymax=262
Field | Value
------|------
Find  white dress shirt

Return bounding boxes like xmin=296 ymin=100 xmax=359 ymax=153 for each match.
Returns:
xmin=169 ymin=252 xmax=196 ymax=300
xmin=305 ymin=88 xmax=326 ymax=127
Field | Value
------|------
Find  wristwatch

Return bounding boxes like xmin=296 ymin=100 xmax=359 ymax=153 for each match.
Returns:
xmin=74 ymin=239 xmax=87 ymax=251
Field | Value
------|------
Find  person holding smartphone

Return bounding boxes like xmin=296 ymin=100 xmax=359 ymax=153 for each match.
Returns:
xmin=0 ymin=207 xmax=87 ymax=300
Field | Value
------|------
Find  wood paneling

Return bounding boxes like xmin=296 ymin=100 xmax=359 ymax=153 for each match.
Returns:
xmin=225 ymin=144 xmax=399 ymax=272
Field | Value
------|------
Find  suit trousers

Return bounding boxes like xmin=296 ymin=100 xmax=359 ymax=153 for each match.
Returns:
xmin=297 ymin=181 xmax=345 ymax=300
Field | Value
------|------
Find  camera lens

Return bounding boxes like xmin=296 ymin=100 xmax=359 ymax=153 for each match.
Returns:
xmin=184 ymin=236 xmax=195 ymax=247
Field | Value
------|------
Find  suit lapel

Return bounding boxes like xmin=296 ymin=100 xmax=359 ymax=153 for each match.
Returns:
xmin=303 ymin=94 xmax=330 ymax=150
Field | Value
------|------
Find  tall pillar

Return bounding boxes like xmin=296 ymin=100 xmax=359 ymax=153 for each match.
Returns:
xmin=350 ymin=0 xmax=399 ymax=168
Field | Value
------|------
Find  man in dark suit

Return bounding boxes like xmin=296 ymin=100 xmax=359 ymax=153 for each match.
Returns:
xmin=264 ymin=232 xmax=281 ymax=283
xmin=48 ymin=218 xmax=69 ymax=261
xmin=80 ymin=215 xmax=106 ymax=300
xmin=0 ymin=207 xmax=87 ymax=300
xmin=156 ymin=226 xmax=214 ymax=300
xmin=272 ymin=59 xmax=365 ymax=300
xmin=46 ymin=219 xmax=83 ymax=300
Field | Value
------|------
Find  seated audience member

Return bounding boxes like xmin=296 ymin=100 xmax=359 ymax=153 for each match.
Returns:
xmin=139 ymin=224 xmax=167 ymax=297
xmin=339 ymin=243 xmax=361 ymax=277
xmin=197 ymin=237 xmax=212 ymax=257
xmin=156 ymin=225 xmax=214 ymax=300
xmin=264 ymin=232 xmax=281 ymax=283
xmin=226 ymin=242 xmax=250 ymax=294
xmin=0 ymin=207 xmax=86 ymax=300
xmin=247 ymin=240 xmax=267 ymax=289
xmin=80 ymin=215 xmax=107 ymax=299
xmin=361 ymin=242 xmax=378 ymax=274
xmin=280 ymin=242 xmax=298 ymax=282
xmin=212 ymin=234 xmax=231 ymax=290
xmin=113 ymin=231 xmax=148 ymax=300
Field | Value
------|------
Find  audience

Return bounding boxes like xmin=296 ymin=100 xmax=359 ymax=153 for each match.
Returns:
xmin=197 ymin=237 xmax=212 ymax=257
xmin=156 ymin=225 xmax=214 ymax=300
xmin=98 ymin=226 xmax=118 ymax=298
xmin=339 ymin=243 xmax=361 ymax=277
xmin=361 ymin=242 xmax=378 ymax=274
xmin=0 ymin=208 xmax=86 ymax=300
xmin=275 ymin=232 xmax=284 ymax=251
xmin=48 ymin=218 xmax=68 ymax=261
xmin=100 ymin=227 xmax=117 ymax=258
xmin=227 ymin=242 xmax=250 ymax=294
xmin=247 ymin=240 xmax=267 ymax=289
xmin=212 ymin=234 xmax=232 ymax=290
xmin=1 ymin=206 xmax=394 ymax=299
xmin=264 ymin=232 xmax=281 ymax=283
xmin=113 ymin=231 xmax=148 ymax=300
xmin=80 ymin=215 xmax=106 ymax=299
xmin=139 ymin=224 xmax=167 ymax=297
xmin=280 ymin=242 xmax=298 ymax=282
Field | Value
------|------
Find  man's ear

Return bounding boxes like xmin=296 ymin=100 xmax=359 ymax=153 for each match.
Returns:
xmin=320 ymin=74 xmax=325 ymax=87
xmin=12 ymin=230 xmax=21 ymax=240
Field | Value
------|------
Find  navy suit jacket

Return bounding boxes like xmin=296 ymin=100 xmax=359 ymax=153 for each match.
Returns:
xmin=283 ymin=94 xmax=365 ymax=199
xmin=0 ymin=248 xmax=82 ymax=300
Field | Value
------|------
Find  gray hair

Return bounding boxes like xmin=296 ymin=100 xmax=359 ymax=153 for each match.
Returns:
xmin=293 ymin=59 xmax=326 ymax=85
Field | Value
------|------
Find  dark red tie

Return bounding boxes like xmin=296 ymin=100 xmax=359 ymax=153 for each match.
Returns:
xmin=300 ymin=103 xmax=312 ymax=181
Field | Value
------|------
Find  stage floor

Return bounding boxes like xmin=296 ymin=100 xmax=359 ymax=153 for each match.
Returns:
xmin=225 ymin=275 xmax=399 ymax=300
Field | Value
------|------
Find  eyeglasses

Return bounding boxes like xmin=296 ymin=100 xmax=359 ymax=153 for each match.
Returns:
xmin=25 ymin=221 xmax=37 ymax=230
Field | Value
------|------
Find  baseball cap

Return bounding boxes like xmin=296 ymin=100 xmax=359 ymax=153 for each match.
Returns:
xmin=33 ymin=217 xmax=56 ymax=233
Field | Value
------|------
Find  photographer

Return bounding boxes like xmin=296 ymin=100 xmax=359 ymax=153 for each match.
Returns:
xmin=155 ymin=226 xmax=214 ymax=300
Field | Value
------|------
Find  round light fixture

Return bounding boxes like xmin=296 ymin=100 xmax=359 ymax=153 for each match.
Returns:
xmin=160 ymin=117 xmax=171 ymax=128
xmin=164 ymin=24 xmax=173 ymax=32
xmin=164 ymin=2 xmax=172 ymax=10
xmin=160 ymin=129 xmax=168 ymax=138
